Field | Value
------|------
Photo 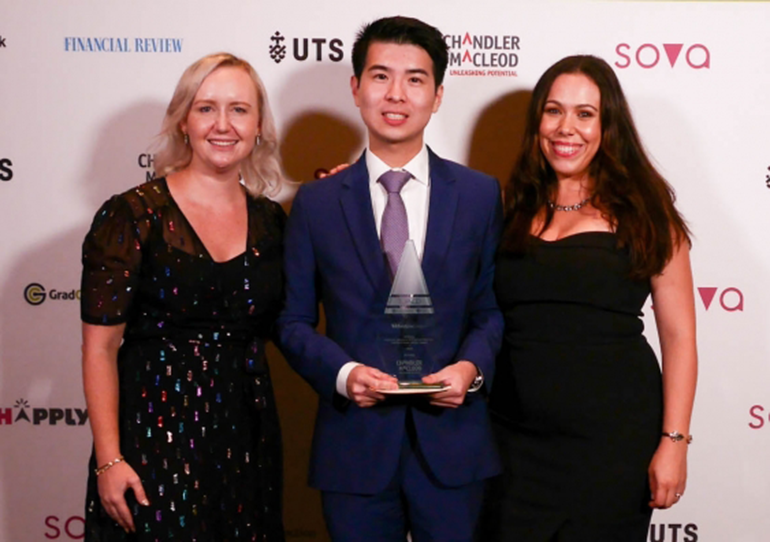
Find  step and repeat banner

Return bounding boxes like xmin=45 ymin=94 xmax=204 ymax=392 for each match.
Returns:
xmin=1 ymin=0 xmax=769 ymax=540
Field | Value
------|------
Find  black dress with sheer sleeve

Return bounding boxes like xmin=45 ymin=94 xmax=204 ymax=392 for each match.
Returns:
xmin=483 ymin=232 xmax=663 ymax=542
xmin=81 ymin=178 xmax=285 ymax=541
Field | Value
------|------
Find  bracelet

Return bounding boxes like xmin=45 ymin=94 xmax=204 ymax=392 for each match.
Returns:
xmin=95 ymin=455 xmax=125 ymax=476
xmin=662 ymin=431 xmax=693 ymax=444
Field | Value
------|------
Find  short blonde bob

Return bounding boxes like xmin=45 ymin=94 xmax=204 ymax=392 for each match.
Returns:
xmin=153 ymin=52 xmax=286 ymax=197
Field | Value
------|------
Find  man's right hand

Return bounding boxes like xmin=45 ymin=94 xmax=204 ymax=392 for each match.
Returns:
xmin=346 ymin=365 xmax=398 ymax=407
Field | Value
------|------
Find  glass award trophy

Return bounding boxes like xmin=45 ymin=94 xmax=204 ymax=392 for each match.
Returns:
xmin=377 ymin=240 xmax=448 ymax=394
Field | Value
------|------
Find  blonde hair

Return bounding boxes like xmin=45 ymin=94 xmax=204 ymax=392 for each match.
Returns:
xmin=153 ymin=52 xmax=286 ymax=197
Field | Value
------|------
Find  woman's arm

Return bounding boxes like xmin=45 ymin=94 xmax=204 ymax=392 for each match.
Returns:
xmin=647 ymin=242 xmax=698 ymax=509
xmin=82 ymin=322 xmax=149 ymax=533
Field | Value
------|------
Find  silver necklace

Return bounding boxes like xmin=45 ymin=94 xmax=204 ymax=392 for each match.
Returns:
xmin=548 ymin=197 xmax=591 ymax=212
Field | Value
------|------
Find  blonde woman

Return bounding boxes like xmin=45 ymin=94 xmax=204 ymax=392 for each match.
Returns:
xmin=81 ymin=53 xmax=287 ymax=540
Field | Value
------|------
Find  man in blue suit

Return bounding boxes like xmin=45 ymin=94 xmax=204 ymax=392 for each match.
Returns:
xmin=277 ymin=16 xmax=503 ymax=541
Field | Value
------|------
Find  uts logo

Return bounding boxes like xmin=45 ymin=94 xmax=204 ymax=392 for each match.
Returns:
xmin=649 ymin=523 xmax=698 ymax=542
xmin=697 ymin=287 xmax=743 ymax=312
xmin=615 ymin=43 xmax=710 ymax=69
xmin=138 ymin=153 xmax=156 ymax=182
xmin=0 ymin=157 xmax=13 ymax=181
xmin=269 ymin=31 xmax=343 ymax=64
xmin=444 ymin=32 xmax=520 ymax=77
xmin=0 ymin=398 xmax=88 ymax=426
xmin=749 ymin=405 xmax=769 ymax=429
xmin=24 ymin=283 xmax=81 ymax=305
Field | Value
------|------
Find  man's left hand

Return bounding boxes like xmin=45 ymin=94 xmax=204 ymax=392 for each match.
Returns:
xmin=422 ymin=361 xmax=477 ymax=408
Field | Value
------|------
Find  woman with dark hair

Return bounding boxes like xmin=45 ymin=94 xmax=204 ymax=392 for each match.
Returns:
xmin=80 ymin=53 xmax=287 ymax=540
xmin=484 ymin=55 xmax=697 ymax=541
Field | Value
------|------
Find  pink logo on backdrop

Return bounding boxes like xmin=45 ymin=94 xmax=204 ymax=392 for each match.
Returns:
xmin=615 ymin=43 xmax=710 ymax=69
xmin=749 ymin=405 xmax=769 ymax=429
xmin=697 ymin=287 xmax=743 ymax=311
xmin=44 ymin=516 xmax=85 ymax=539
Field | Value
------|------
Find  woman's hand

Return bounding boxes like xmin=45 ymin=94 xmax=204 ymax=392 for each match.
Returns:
xmin=648 ymin=438 xmax=688 ymax=509
xmin=96 ymin=461 xmax=150 ymax=533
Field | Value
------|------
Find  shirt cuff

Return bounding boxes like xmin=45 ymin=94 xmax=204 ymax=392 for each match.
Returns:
xmin=336 ymin=361 xmax=362 ymax=398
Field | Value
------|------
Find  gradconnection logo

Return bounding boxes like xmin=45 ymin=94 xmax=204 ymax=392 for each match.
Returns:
xmin=24 ymin=283 xmax=46 ymax=305
xmin=24 ymin=283 xmax=81 ymax=306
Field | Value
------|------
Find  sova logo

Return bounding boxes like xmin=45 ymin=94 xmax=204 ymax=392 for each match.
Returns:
xmin=24 ymin=283 xmax=81 ymax=305
xmin=268 ymin=31 xmax=343 ymax=64
xmin=0 ymin=398 xmax=88 ymax=426
xmin=649 ymin=523 xmax=698 ymax=541
xmin=749 ymin=404 xmax=770 ymax=429
xmin=0 ymin=157 xmax=13 ymax=181
xmin=697 ymin=287 xmax=743 ymax=312
xmin=615 ymin=43 xmax=710 ymax=69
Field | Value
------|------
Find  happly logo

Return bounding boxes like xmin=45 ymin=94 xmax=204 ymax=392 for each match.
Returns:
xmin=649 ymin=523 xmax=698 ymax=542
xmin=269 ymin=31 xmax=343 ymax=64
xmin=615 ymin=43 xmax=710 ymax=69
xmin=24 ymin=283 xmax=81 ymax=305
xmin=0 ymin=157 xmax=13 ymax=181
xmin=0 ymin=398 xmax=88 ymax=426
xmin=444 ymin=32 xmax=520 ymax=77
xmin=697 ymin=287 xmax=743 ymax=312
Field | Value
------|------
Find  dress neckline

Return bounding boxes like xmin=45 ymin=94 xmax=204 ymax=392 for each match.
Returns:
xmin=160 ymin=177 xmax=250 ymax=265
xmin=533 ymin=231 xmax=616 ymax=244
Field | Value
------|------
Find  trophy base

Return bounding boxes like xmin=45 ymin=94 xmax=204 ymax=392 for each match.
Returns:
xmin=378 ymin=382 xmax=450 ymax=395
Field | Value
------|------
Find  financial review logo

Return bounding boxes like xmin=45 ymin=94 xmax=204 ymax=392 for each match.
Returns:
xmin=615 ymin=43 xmax=710 ymax=69
xmin=444 ymin=32 xmax=521 ymax=77
xmin=0 ymin=157 xmax=13 ymax=181
xmin=24 ymin=283 xmax=81 ymax=306
xmin=64 ymin=37 xmax=183 ymax=53
xmin=0 ymin=398 xmax=88 ymax=426
xmin=697 ymin=287 xmax=743 ymax=312
xmin=269 ymin=31 xmax=344 ymax=64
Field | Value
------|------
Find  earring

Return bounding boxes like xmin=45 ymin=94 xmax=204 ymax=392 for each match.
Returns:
xmin=256 ymin=134 xmax=261 ymax=146
xmin=183 ymin=133 xmax=189 ymax=145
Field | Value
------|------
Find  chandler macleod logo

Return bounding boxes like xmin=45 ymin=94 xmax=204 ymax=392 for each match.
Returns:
xmin=444 ymin=32 xmax=521 ymax=77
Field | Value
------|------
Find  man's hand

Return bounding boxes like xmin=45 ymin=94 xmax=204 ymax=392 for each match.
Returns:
xmin=346 ymin=365 xmax=398 ymax=407
xmin=422 ymin=361 xmax=478 ymax=408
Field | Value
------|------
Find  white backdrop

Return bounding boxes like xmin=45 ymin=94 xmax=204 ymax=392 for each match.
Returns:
xmin=1 ymin=1 xmax=769 ymax=540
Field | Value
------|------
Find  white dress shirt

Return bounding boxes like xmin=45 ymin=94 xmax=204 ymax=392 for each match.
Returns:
xmin=336 ymin=145 xmax=431 ymax=397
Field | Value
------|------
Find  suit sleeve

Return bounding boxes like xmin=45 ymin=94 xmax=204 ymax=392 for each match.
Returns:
xmin=453 ymin=178 xmax=504 ymax=393
xmin=276 ymin=186 xmax=355 ymax=401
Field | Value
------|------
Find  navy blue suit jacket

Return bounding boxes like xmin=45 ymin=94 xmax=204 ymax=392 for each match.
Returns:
xmin=277 ymin=149 xmax=503 ymax=494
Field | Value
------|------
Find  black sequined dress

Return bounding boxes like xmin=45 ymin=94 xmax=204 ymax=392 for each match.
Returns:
xmin=485 ymin=232 xmax=662 ymax=541
xmin=80 ymin=178 xmax=285 ymax=541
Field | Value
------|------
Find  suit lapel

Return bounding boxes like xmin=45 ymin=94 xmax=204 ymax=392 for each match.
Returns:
xmin=422 ymin=149 xmax=458 ymax=292
xmin=339 ymin=153 xmax=390 ymax=292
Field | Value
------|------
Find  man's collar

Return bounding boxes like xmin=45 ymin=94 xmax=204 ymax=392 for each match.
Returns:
xmin=366 ymin=144 xmax=430 ymax=186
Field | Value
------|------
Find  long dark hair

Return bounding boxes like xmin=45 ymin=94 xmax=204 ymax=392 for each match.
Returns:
xmin=502 ymin=55 xmax=690 ymax=279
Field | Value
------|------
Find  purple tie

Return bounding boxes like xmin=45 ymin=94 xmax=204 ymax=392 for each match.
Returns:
xmin=378 ymin=169 xmax=412 ymax=277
